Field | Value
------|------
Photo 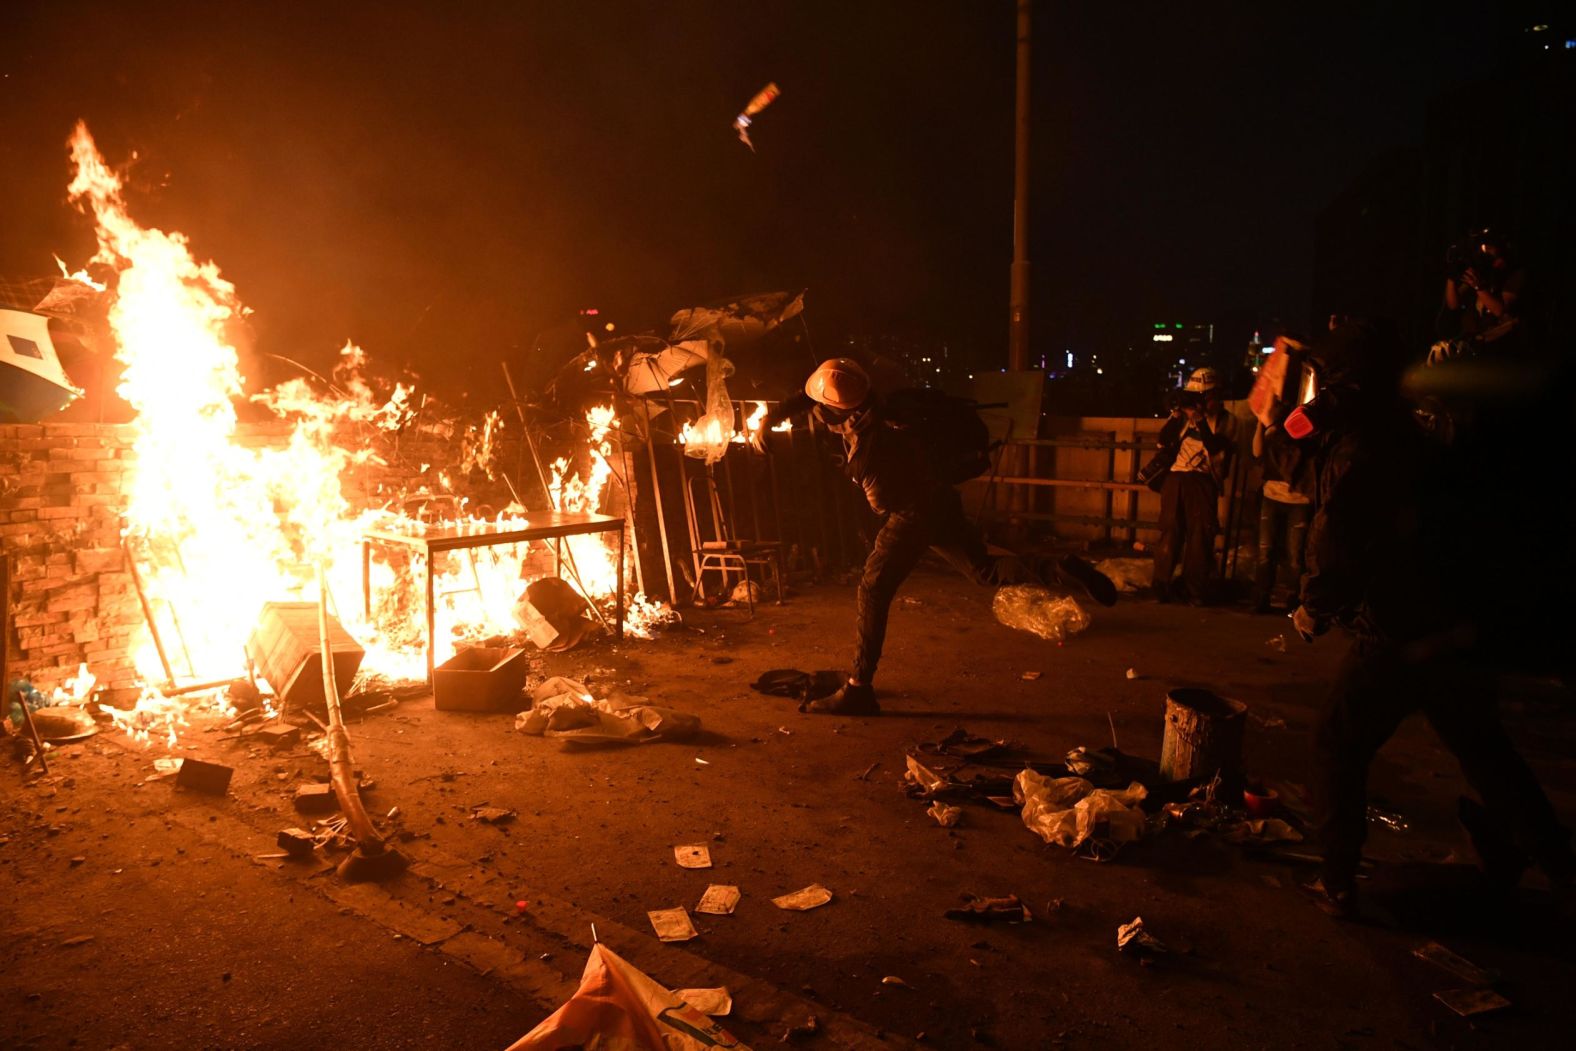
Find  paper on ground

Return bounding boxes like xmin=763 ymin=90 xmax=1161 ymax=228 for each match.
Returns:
xmin=675 ymin=987 xmax=733 ymax=1016
xmin=696 ymin=884 xmax=740 ymax=915
xmin=647 ymin=908 xmax=699 ymax=942
xmin=772 ymin=884 xmax=833 ymax=911
xmin=674 ymin=845 xmax=712 ymax=869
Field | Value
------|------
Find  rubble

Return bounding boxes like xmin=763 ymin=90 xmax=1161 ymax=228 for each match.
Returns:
xmin=944 ymin=895 xmax=1031 ymax=924
xmin=1116 ymin=916 xmax=1168 ymax=957
xmin=174 ymin=758 xmax=234 ymax=796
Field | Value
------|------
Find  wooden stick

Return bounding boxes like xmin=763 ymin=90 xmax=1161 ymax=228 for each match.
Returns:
xmin=315 ymin=565 xmax=384 ymax=854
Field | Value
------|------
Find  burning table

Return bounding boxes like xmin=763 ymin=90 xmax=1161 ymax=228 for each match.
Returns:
xmin=361 ymin=511 xmax=625 ymax=683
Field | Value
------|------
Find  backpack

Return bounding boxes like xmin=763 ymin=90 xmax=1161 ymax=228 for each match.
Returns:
xmin=883 ymin=388 xmax=995 ymax=485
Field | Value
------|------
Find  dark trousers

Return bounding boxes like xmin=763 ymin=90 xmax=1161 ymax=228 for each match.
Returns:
xmin=852 ymin=488 xmax=1032 ymax=684
xmin=1154 ymin=471 xmax=1218 ymax=599
xmin=1316 ymin=636 xmax=1573 ymax=892
xmin=1253 ymin=498 xmax=1310 ymax=603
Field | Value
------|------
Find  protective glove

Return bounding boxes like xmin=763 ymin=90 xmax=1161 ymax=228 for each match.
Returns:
xmin=1290 ymin=604 xmax=1328 ymax=643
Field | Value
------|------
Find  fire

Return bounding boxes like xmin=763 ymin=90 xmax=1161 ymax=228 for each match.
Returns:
xmin=58 ymin=122 xmax=671 ymax=737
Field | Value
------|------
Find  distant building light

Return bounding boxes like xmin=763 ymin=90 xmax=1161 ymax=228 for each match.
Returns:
xmin=580 ymin=308 xmax=599 ymax=316
xmin=1153 ymin=333 xmax=1174 ymax=342
xmin=1174 ymin=323 xmax=1183 ymax=329
xmin=604 ymin=322 xmax=616 ymax=332
xmin=1153 ymin=323 xmax=1166 ymax=329
xmin=1096 ymin=368 xmax=1104 ymax=375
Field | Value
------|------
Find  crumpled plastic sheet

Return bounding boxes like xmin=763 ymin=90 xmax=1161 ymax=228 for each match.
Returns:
xmin=1013 ymin=768 xmax=1148 ymax=850
xmin=514 ymin=677 xmax=700 ymax=744
xmin=1092 ymin=558 xmax=1153 ymax=593
xmin=993 ymin=586 xmax=1091 ymax=643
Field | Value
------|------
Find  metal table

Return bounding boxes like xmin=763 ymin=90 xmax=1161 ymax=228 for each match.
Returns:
xmin=362 ymin=511 xmax=625 ymax=683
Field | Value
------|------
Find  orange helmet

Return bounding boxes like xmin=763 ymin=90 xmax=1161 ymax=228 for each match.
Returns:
xmin=804 ymin=358 xmax=871 ymax=410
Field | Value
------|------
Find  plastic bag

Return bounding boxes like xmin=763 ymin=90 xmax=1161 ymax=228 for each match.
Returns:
xmin=1013 ymin=768 xmax=1148 ymax=849
xmin=993 ymin=586 xmax=1091 ymax=643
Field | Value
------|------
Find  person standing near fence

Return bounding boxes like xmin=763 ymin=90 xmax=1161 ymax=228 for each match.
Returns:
xmin=1152 ymin=367 xmax=1237 ymax=605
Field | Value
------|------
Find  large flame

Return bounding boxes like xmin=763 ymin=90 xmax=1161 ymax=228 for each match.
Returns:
xmin=61 ymin=122 xmax=669 ymax=739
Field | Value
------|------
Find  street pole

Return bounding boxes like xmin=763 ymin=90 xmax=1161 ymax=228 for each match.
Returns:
xmin=1009 ymin=0 xmax=1032 ymax=371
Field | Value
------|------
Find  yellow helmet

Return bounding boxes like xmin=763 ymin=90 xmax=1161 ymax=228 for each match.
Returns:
xmin=804 ymin=357 xmax=871 ymax=410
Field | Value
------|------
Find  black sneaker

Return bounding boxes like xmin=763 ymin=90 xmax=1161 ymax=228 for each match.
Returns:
xmin=1056 ymin=555 xmax=1118 ymax=607
xmin=804 ymin=682 xmax=880 ymax=716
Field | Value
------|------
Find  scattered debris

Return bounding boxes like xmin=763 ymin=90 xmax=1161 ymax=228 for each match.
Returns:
xmin=993 ymin=586 xmax=1091 ymax=643
xmin=145 ymin=757 xmax=182 ymax=782
xmin=1413 ymin=942 xmax=1499 ymax=986
xmin=175 ymin=758 xmax=234 ymax=796
xmin=696 ymin=884 xmax=741 ymax=915
xmin=779 ymin=1014 xmax=820 ymax=1043
xmin=751 ymin=669 xmax=844 ymax=704
xmin=1116 ymin=917 xmax=1169 ymax=957
xmin=927 ymin=801 xmax=963 ymax=828
xmin=516 ymin=677 xmax=699 ymax=744
xmin=944 ymin=894 xmax=1031 ymax=924
xmin=880 ymin=975 xmax=912 ymax=988
xmin=674 ymin=845 xmax=712 ymax=869
xmin=1093 ymin=557 xmax=1153 ymax=592
xmin=471 ymin=806 xmax=517 ymax=825
xmin=646 ymin=908 xmax=699 ymax=942
xmin=1433 ymin=988 xmax=1511 ymax=1017
xmin=59 ymin=935 xmax=94 ymax=949
xmin=1020 ymin=671 xmax=1042 ymax=682
xmin=676 ymin=987 xmax=734 ymax=1017
xmin=1266 ymin=635 xmax=1287 ymax=653
xmin=249 ymin=723 xmax=303 ymax=749
xmin=918 ymin=728 xmax=1012 ymax=760
xmin=695 ymin=757 xmax=710 ymax=766
xmin=1125 ymin=668 xmax=1139 ymax=680
xmin=772 ymin=885 xmax=833 ymax=911
xmin=1014 ymin=768 xmax=1147 ymax=854
xmin=277 ymin=827 xmax=316 ymax=858
xmin=854 ymin=761 xmax=879 ymax=781
xmin=1249 ymin=712 xmax=1288 ymax=730
xmin=293 ymin=782 xmax=338 ymax=813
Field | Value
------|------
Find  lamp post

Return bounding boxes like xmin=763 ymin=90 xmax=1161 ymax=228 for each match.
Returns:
xmin=1008 ymin=0 xmax=1032 ymax=371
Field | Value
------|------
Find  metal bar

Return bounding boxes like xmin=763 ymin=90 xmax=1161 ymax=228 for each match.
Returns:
xmin=645 ymin=434 xmax=678 ymax=604
xmin=424 ymin=553 xmax=436 ymax=685
xmin=984 ymin=476 xmax=1151 ymax=492
xmin=1000 ymin=436 xmax=1157 ymax=450
xmin=616 ymin=523 xmax=626 ymax=640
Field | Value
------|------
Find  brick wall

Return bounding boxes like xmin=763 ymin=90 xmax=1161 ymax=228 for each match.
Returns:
xmin=1 ymin=418 xmax=529 ymax=703
xmin=1 ymin=423 xmax=141 ymax=700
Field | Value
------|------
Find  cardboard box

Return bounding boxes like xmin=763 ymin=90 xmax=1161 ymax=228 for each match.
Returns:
xmin=434 ymin=647 xmax=527 ymax=712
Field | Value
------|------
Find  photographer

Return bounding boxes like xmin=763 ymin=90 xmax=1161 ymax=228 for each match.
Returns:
xmin=1152 ymin=368 xmax=1237 ymax=605
xmin=1432 ymin=228 xmax=1525 ymax=363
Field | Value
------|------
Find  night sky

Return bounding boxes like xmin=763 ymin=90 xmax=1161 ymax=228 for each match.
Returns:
xmin=0 ymin=1 xmax=1552 ymax=395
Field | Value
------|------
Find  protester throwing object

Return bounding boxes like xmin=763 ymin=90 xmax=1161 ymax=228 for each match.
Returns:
xmin=754 ymin=357 xmax=1116 ymax=715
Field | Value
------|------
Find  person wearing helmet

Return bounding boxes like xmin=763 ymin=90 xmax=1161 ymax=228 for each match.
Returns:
xmin=1152 ymin=366 xmax=1237 ymax=604
xmin=757 ymin=357 xmax=1117 ymax=715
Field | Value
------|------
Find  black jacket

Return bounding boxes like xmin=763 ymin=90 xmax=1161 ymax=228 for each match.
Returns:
xmin=768 ymin=392 xmax=935 ymax=516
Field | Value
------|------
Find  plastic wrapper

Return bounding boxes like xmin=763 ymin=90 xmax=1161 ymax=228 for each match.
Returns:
xmin=1092 ymin=558 xmax=1153 ymax=593
xmin=993 ymin=586 xmax=1091 ymax=643
xmin=1013 ymin=768 xmax=1147 ymax=850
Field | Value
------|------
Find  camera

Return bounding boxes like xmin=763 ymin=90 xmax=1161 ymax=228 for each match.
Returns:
xmin=1444 ymin=241 xmax=1484 ymax=283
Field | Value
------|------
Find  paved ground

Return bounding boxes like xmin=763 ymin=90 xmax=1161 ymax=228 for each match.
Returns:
xmin=4 ymin=567 xmax=1575 ymax=1049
